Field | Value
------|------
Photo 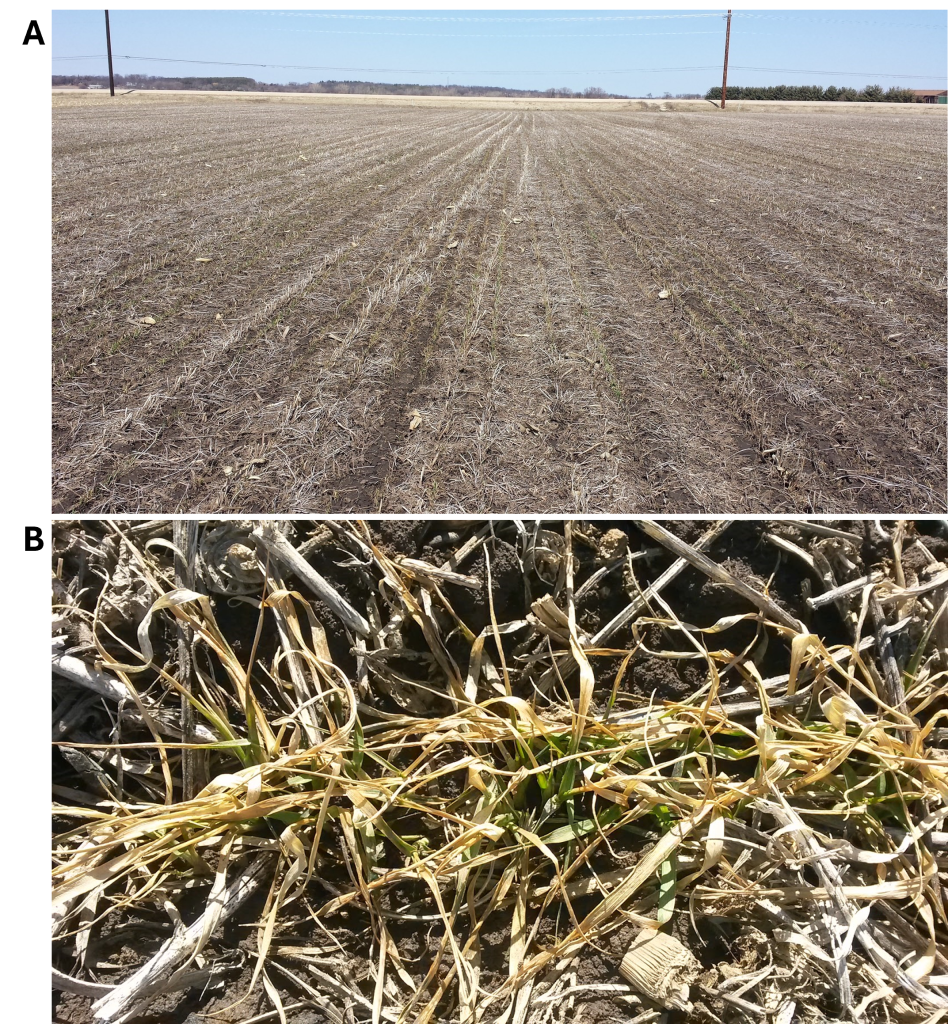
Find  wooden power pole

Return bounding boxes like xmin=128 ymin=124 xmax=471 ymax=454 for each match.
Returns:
xmin=104 ymin=10 xmax=115 ymax=96
xmin=721 ymin=9 xmax=732 ymax=109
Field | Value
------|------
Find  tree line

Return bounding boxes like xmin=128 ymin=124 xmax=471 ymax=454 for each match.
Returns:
xmin=705 ymin=84 xmax=920 ymax=102
xmin=52 ymin=74 xmax=625 ymax=99
xmin=52 ymin=74 xmax=259 ymax=92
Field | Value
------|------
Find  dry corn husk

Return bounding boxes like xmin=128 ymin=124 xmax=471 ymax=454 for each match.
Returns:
xmin=619 ymin=928 xmax=701 ymax=1012
xmin=531 ymin=594 xmax=572 ymax=636
xmin=395 ymin=556 xmax=480 ymax=589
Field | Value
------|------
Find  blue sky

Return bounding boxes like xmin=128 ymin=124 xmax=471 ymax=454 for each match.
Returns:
xmin=51 ymin=9 xmax=948 ymax=97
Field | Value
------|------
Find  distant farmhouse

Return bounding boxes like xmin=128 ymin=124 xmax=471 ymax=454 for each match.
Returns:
xmin=913 ymin=89 xmax=948 ymax=104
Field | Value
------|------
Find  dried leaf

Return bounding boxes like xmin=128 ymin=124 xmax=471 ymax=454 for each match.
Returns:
xmin=658 ymin=289 xmax=671 ymax=300
xmin=195 ymin=257 xmax=213 ymax=263
xmin=446 ymin=239 xmax=459 ymax=249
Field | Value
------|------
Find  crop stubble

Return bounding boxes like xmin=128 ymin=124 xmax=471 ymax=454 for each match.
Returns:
xmin=52 ymin=98 xmax=946 ymax=512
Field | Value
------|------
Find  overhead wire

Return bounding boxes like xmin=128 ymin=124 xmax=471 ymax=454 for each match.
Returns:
xmin=733 ymin=11 xmax=945 ymax=29
xmin=51 ymin=55 xmax=723 ymax=76
xmin=264 ymin=11 xmax=944 ymax=29
xmin=275 ymin=29 xmax=747 ymax=40
xmin=51 ymin=53 xmax=947 ymax=82
xmin=263 ymin=12 xmax=729 ymax=23
xmin=731 ymin=66 xmax=945 ymax=81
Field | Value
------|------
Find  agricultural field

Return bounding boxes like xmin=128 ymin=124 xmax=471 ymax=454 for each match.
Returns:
xmin=52 ymin=94 xmax=947 ymax=513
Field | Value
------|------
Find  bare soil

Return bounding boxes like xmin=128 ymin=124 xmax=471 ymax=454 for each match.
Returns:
xmin=52 ymin=96 xmax=947 ymax=513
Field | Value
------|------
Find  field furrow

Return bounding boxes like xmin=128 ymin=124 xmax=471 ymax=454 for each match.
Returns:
xmin=52 ymin=95 xmax=947 ymax=512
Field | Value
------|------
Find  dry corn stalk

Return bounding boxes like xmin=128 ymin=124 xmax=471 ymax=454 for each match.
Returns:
xmin=619 ymin=928 xmax=701 ymax=1012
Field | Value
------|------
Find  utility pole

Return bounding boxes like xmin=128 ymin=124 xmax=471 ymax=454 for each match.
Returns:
xmin=104 ymin=10 xmax=115 ymax=96
xmin=720 ymin=9 xmax=732 ymax=109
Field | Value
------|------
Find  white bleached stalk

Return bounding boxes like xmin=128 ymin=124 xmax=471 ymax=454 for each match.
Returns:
xmin=252 ymin=522 xmax=370 ymax=637
xmin=634 ymin=520 xmax=806 ymax=633
xmin=52 ymin=651 xmax=217 ymax=742
xmin=92 ymin=854 xmax=271 ymax=1022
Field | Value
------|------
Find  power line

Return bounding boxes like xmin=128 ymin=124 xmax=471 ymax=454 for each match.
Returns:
xmin=732 ymin=66 xmax=946 ymax=81
xmin=264 ymin=12 xmax=728 ymax=23
xmin=282 ymin=29 xmax=745 ymax=41
xmin=734 ymin=12 xmax=946 ymax=29
xmin=51 ymin=54 xmax=721 ymax=76
xmin=50 ymin=54 xmax=948 ymax=82
xmin=263 ymin=10 xmax=944 ymax=30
